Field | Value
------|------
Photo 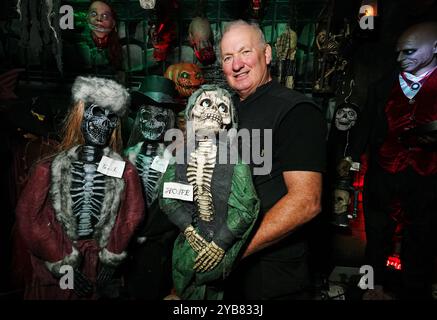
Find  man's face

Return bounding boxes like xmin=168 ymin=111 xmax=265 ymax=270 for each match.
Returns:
xmin=88 ymin=1 xmax=115 ymax=35
xmin=396 ymin=31 xmax=437 ymax=75
xmin=220 ymin=25 xmax=272 ymax=100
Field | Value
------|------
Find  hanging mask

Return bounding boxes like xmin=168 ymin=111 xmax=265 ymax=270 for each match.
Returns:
xmin=188 ymin=17 xmax=216 ymax=65
xmin=149 ymin=19 xmax=177 ymax=62
xmin=87 ymin=1 xmax=116 ymax=48
xmin=139 ymin=0 xmax=156 ymax=9
xmin=164 ymin=62 xmax=205 ymax=97
xmin=81 ymin=103 xmax=119 ymax=146
xmin=139 ymin=105 xmax=174 ymax=141
xmin=334 ymin=103 xmax=358 ymax=131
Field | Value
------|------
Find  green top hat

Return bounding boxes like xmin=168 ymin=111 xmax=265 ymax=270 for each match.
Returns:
xmin=131 ymin=75 xmax=180 ymax=107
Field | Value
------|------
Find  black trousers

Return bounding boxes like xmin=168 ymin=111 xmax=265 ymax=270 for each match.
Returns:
xmin=363 ymin=165 xmax=437 ymax=299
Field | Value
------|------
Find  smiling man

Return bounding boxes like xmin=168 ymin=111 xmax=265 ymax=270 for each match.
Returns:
xmin=350 ymin=21 xmax=437 ymax=300
xmin=220 ymin=20 xmax=326 ymax=300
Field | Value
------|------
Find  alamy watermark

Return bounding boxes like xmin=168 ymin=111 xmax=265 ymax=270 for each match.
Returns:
xmin=359 ymin=5 xmax=375 ymax=30
xmin=357 ymin=265 xmax=374 ymax=290
xmin=164 ymin=121 xmax=273 ymax=176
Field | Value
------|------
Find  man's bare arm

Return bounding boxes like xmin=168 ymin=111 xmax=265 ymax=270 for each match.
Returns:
xmin=243 ymin=171 xmax=322 ymax=258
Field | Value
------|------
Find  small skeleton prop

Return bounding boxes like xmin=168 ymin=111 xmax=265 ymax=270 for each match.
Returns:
xmin=275 ymin=26 xmax=297 ymax=89
xmin=16 ymin=76 xmax=144 ymax=299
xmin=125 ymin=105 xmax=175 ymax=207
xmin=159 ymin=85 xmax=259 ymax=300
xmin=188 ymin=17 xmax=216 ymax=65
xmin=313 ymin=23 xmax=350 ymax=94
xmin=332 ymin=177 xmax=354 ymax=227
xmin=139 ymin=0 xmax=156 ymax=9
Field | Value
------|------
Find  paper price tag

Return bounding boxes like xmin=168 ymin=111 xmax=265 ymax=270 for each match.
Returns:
xmin=150 ymin=156 xmax=169 ymax=173
xmin=163 ymin=182 xmax=193 ymax=202
xmin=97 ymin=155 xmax=126 ymax=178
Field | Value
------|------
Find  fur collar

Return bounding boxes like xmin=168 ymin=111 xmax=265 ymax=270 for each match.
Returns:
xmin=50 ymin=145 xmax=125 ymax=248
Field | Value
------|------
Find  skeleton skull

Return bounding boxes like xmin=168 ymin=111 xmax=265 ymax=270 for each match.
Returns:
xmin=81 ymin=103 xmax=118 ymax=146
xmin=190 ymin=90 xmax=231 ymax=135
xmin=139 ymin=0 xmax=156 ymax=9
xmin=335 ymin=106 xmax=358 ymax=131
xmin=333 ymin=189 xmax=351 ymax=214
xmin=139 ymin=105 xmax=174 ymax=141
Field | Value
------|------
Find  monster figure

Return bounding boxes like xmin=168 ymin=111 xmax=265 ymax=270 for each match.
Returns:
xmin=125 ymin=105 xmax=175 ymax=207
xmin=15 ymin=76 xmax=144 ymax=299
xmin=188 ymin=17 xmax=216 ymax=65
xmin=159 ymin=85 xmax=259 ymax=300
xmin=164 ymin=62 xmax=205 ymax=97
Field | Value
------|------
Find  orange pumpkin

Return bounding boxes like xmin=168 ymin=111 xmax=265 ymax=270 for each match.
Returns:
xmin=164 ymin=63 xmax=205 ymax=97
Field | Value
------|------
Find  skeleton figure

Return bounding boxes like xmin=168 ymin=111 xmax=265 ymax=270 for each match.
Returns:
xmin=159 ymin=85 xmax=259 ymax=299
xmin=335 ymin=105 xmax=358 ymax=131
xmin=15 ymin=76 xmax=144 ymax=299
xmin=125 ymin=105 xmax=175 ymax=207
xmin=70 ymin=103 xmax=118 ymax=238
xmin=313 ymin=27 xmax=349 ymax=93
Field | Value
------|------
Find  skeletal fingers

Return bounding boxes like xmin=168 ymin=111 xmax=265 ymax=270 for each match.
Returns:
xmin=193 ymin=241 xmax=224 ymax=272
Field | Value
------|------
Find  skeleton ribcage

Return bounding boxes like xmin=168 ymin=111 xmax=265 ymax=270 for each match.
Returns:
xmin=136 ymin=152 xmax=162 ymax=207
xmin=71 ymin=161 xmax=105 ymax=239
xmin=187 ymin=149 xmax=216 ymax=222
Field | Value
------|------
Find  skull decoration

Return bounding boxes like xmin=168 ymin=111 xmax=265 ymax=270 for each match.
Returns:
xmin=188 ymin=17 xmax=216 ymax=65
xmin=190 ymin=91 xmax=231 ymax=134
xmin=139 ymin=105 xmax=174 ymax=141
xmin=333 ymin=189 xmax=351 ymax=214
xmin=335 ymin=104 xmax=358 ymax=131
xmin=139 ymin=0 xmax=156 ymax=9
xmin=186 ymin=85 xmax=235 ymax=135
xmin=81 ymin=103 xmax=118 ymax=146
xmin=164 ymin=63 xmax=205 ymax=97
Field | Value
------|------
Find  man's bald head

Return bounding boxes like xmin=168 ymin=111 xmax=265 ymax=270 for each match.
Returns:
xmin=396 ymin=22 xmax=437 ymax=75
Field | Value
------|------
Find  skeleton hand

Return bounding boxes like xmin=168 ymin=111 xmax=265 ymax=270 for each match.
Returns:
xmin=184 ymin=225 xmax=207 ymax=253
xmin=193 ymin=241 xmax=225 ymax=272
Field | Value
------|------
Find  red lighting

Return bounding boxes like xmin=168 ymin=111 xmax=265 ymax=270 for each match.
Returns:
xmin=386 ymin=255 xmax=402 ymax=270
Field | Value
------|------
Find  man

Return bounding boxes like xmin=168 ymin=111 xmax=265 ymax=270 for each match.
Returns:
xmin=220 ymin=20 xmax=326 ymax=300
xmin=351 ymin=22 xmax=437 ymax=300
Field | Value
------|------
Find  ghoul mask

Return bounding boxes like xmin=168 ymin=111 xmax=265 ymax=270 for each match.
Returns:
xmin=81 ymin=103 xmax=119 ymax=146
xmin=334 ymin=103 xmax=358 ymax=131
xmin=139 ymin=105 xmax=175 ymax=141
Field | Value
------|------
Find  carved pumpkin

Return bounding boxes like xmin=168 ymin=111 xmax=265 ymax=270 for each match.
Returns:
xmin=164 ymin=63 xmax=205 ymax=97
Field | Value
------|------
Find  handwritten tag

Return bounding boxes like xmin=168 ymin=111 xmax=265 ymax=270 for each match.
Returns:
xmin=150 ymin=156 xmax=169 ymax=173
xmin=163 ymin=182 xmax=193 ymax=202
xmin=97 ymin=156 xmax=126 ymax=178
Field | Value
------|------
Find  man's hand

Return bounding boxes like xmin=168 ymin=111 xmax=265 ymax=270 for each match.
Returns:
xmin=184 ymin=225 xmax=208 ymax=253
xmin=193 ymin=241 xmax=225 ymax=272
xmin=73 ymin=268 xmax=93 ymax=297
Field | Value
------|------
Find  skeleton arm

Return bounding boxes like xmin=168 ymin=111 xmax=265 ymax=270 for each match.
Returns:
xmin=159 ymin=164 xmax=208 ymax=252
xmin=194 ymin=163 xmax=260 ymax=272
